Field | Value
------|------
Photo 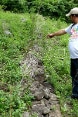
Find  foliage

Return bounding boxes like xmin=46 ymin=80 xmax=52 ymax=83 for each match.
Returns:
xmin=0 ymin=86 xmax=33 ymax=117
xmin=0 ymin=0 xmax=28 ymax=12
xmin=40 ymin=17 xmax=78 ymax=117
xmin=0 ymin=0 xmax=78 ymax=20
xmin=1 ymin=10 xmax=78 ymax=117
xmin=0 ymin=11 xmax=36 ymax=116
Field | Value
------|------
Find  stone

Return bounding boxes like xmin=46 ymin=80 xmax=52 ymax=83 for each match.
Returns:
xmin=32 ymin=104 xmax=45 ymax=114
xmin=42 ymin=98 xmax=50 ymax=107
xmin=42 ymin=107 xmax=50 ymax=115
xmin=43 ymin=88 xmax=50 ymax=99
xmin=23 ymin=112 xmax=30 ymax=117
xmin=34 ymin=91 xmax=44 ymax=101
xmin=49 ymin=112 xmax=56 ymax=117
xmin=4 ymin=30 xmax=12 ymax=35
xmin=45 ymin=114 xmax=49 ymax=117
xmin=21 ymin=44 xmax=62 ymax=117
xmin=49 ymin=93 xmax=58 ymax=101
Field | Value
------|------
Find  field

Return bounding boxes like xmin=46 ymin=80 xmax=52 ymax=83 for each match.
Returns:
xmin=0 ymin=11 xmax=78 ymax=117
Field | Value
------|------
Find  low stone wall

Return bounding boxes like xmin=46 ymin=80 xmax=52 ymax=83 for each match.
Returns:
xmin=21 ymin=45 xmax=62 ymax=117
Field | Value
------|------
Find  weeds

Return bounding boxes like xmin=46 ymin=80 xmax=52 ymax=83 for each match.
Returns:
xmin=1 ymin=10 xmax=78 ymax=117
xmin=0 ymin=11 xmax=36 ymax=116
xmin=41 ymin=18 xmax=78 ymax=117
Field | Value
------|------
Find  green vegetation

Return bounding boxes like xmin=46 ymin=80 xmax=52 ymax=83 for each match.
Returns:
xmin=0 ymin=0 xmax=78 ymax=19
xmin=41 ymin=18 xmax=78 ymax=117
xmin=1 ymin=7 xmax=78 ymax=117
xmin=0 ymin=11 xmax=36 ymax=117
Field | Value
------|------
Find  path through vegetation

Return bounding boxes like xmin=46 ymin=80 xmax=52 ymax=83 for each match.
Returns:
xmin=20 ymin=14 xmax=63 ymax=117
xmin=21 ymin=44 xmax=62 ymax=117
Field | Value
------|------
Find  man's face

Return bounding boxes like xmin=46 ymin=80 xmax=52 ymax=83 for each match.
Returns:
xmin=70 ymin=15 xmax=78 ymax=23
xmin=70 ymin=15 xmax=75 ymax=23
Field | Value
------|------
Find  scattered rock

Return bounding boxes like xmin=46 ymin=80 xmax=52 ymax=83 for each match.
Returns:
xmin=21 ymin=44 xmax=62 ymax=117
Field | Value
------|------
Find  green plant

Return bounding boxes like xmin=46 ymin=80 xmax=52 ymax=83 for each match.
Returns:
xmin=0 ymin=0 xmax=78 ymax=20
xmin=0 ymin=11 xmax=37 ymax=116
xmin=40 ymin=17 xmax=78 ymax=117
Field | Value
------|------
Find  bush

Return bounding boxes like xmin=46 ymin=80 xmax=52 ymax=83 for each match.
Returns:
xmin=0 ymin=0 xmax=28 ymax=12
xmin=0 ymin=0 xmax=78 ymax=19
xmin=26 ymin=0 xmax=78 ymax=20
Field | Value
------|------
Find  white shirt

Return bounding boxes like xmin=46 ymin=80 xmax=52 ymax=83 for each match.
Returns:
xmin=65 ymin=23 xmax=78 ymax=59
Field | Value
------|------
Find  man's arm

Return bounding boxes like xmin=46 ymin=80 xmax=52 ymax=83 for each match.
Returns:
xmin=47 ymin=29 xmax=67 ymax=38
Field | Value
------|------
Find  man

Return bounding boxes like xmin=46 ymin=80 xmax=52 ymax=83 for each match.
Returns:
xmin=47 ymin=7 xmax=78 ymax=99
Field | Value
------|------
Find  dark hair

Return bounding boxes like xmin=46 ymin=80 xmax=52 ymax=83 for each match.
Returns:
xmin=71 ymin=14 xmax=78 ymax=17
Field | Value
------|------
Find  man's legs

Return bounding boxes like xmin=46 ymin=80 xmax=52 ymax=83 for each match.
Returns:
xmin=71 ymin=59 xmax=78 ymax=98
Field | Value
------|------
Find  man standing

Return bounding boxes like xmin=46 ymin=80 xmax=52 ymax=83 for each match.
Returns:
xmin=47 ymin=7 xmax=78 ymax=99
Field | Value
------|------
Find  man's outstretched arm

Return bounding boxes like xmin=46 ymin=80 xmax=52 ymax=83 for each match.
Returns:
xmin=47 ymin=29 xmax=67 ymax=38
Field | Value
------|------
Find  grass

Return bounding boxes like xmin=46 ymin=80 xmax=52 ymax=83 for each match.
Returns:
xmin=41 ymin=18 xmax=78 ymax=117
xmin=0 ymin=11 xmax=36 ymax=117
xmin=0 ymin=10 xmax=78 ymax=117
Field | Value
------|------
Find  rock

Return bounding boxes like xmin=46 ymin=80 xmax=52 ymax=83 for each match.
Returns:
xmin=41 ymin=100 xmax=45 ymax=105
xmin=49 ymin=112 xmax=56 ymax=117
xmin=42 ymin=81 xmax=54 ymax=93
xmin=30 ymin=81 xmax=40 ymax=89
xmin=34 ymin=91 xmax=44 ymax=101
xmin=32 ymin=101 xmax=41 ymax=105
xmin=32 ymin=104 xmax=45 ymax=114
xmin=42 ymin=98 xmax=50 ymax=107
xmin=23 ymin=112 xmax=30 ymax=117
xmin=38 ymin=60 xmax=43 ymax=66
xmin=35 ymin=74 xmax=45 ymax=83
xmin=21 ymin=44 xmax=62 ymax=117
xmin=4 ymin=30 xmax=12 ymax=35
xmin=42 ymin=107 xmax=50 ymax=115
xmin=49 ymin=93 xmax=58 ymax=101
xmin=45 ymin=114 xmax=49 ymax=117
xmin=43 ymin=88 xmax=50 ymax=99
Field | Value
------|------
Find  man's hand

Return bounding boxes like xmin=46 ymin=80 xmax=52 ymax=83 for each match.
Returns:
xmin=47 ymin=33 xmax=54 ymax=38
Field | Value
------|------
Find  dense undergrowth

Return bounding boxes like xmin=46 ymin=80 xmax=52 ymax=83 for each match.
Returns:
xmin=0 ymin=0 xmax=78 ymax=20
xmin=0 ymin=11 xmax=37 ymax=117
xmin=0 ymin=10 xmax=78 ymax=117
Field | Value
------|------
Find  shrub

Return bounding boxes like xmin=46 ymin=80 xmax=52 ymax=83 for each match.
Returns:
xmin=0 ymin=0 xmax=78 ymax=19
xmin=0 ymin=0 xmax=28 ymax=12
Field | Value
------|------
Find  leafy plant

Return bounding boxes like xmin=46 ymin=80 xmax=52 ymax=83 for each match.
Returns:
xmin=0 ymin=11 xmax=36 ymax=116
xmin=40 ymin=17 xmax=78 ymax=117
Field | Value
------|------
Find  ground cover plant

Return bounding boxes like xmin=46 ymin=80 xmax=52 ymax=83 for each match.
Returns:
xmin=41 ymin=18 xmax=78 ymax=117
xmin=0 ymin=11 xmax=36 ymax=117
xmin=0 ymin=10 xmax=78 ymax=117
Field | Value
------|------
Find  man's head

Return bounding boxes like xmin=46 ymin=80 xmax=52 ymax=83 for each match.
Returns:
xmin=66 ymin=8 xmax=78 ymax=23
xmin=66 ymin=7 xmax=78 ymax=17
